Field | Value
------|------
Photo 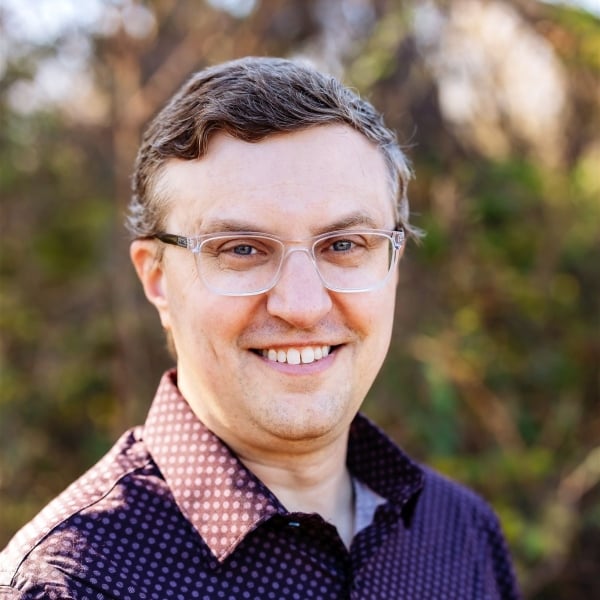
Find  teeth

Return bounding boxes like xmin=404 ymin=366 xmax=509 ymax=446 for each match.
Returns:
xmin=261 ymin=345 xmax=332 ymax=364
xmin=300 ymin=348 xmax=314 ymax=364
xmin=287 ymin=349 xmax=301 ymax=365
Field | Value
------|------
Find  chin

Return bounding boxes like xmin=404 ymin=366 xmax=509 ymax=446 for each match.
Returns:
xmin=258 ymin=403 xmax=350 ymax=443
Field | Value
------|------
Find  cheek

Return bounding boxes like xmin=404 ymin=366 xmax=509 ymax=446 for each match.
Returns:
xmin=341 ymin=290 xmax=396 ymax=362
xmin=354 ymin=287 xmax=396 ymax=330
xmin=369 ymin=292 xmax=397 ymax=353
xmin=169 ymin=290 xmax=260 ymax=354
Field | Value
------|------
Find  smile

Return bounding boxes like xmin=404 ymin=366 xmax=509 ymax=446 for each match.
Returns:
xmin=259 ymin=345 xmax=332 ymax=365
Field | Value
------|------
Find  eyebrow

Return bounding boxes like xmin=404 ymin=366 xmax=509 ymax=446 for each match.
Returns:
xmin=315 ymin=213 xmax=381 ymax=233
xmin=198 ymin=219 xmax=272 ymax=234
xmin=196 ymin=212 xmax=383 ymax=236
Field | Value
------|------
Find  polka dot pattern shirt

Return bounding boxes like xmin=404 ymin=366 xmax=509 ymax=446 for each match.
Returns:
xmin=0 ymin=370 xmax=520 ymax=599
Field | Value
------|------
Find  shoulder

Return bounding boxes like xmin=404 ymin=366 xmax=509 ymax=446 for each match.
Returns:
xmin=0 ymin=427 xmax=159 ymax=594
xmin=413 ymin=466 xmax=519 ymax=595
xmin=418 ymin=466 xmax=504 ymax=529
xmin=376 ymin=464 xmax=522 ymax=598
xmin=413 ymin=465 xmax=510 ymax=547
xmin=420 ymin=466 xmax=493 ymax=507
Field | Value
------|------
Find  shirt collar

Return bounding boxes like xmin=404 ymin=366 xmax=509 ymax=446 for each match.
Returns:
xmin=144 ymin=370 xmax=424 ymax=560
xmin=143 ymin=370 xmax=282 ymax=561
xmin=348 ymin=415 xmax=424 ymax=514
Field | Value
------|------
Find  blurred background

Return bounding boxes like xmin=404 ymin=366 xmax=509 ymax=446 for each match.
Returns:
xmin=0 ymin=0 xmax=598 ymax=597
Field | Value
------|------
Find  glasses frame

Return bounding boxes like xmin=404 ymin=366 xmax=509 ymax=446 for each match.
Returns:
xmin=153 ymin=227 xmax=405 ymax=296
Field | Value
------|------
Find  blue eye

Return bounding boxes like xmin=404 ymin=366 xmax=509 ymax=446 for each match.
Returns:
xmin=331 ymin=240 xmax=354 ymax=252
xmin=232 ymin=244 xmax=256 ymax=256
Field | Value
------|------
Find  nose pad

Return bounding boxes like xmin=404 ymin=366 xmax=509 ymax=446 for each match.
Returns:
xmin=276 ymin=246 xmax=327 ymax=290
xmin=266 ymin=248 xmax=332 ymax=328
xmin=283 ymin=247 xmax=319 ymax=277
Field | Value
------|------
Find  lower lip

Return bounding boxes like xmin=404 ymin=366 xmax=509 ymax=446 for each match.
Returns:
xmin=254 ymin=348 xmax=338 ymax=375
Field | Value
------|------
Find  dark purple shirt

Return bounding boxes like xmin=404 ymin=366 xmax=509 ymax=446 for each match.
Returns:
xmin=1 ymin=371 xmax=520 ymax=599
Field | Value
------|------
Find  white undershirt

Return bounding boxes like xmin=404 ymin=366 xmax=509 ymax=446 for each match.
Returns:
xmin=353 ymin=476 xmax=387 ymax=535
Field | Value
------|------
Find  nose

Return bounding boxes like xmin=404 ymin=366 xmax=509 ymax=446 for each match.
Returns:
xmin=266 ymin=249 xmax=333 ymax=329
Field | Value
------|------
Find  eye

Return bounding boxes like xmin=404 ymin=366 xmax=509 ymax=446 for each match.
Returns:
xmin=201 ymin=236 xmax=278 ymax=273
xmin=315 ymin=232 xmax=376 ymax=266
xmin=203 ymin=237 xmax=269 ymax=257
xmin=330 ymin=239 xmax=354 ymax=252
xmin=219 ymin=238 xmax=274 ymax=258
xmin=230 ymin=244 xmax=257 ymax=256
xmin=322 ymin=234 xmax=366 ymax=254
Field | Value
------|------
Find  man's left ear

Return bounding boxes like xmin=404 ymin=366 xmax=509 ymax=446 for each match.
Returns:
xmin=130 ymin=239 xmax=172 ymax=330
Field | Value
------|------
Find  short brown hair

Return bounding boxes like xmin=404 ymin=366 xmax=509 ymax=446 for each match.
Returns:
xmin=128 ymin=56 xmax=417 ymax=239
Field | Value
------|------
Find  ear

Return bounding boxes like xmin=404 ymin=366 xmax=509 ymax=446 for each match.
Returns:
xmin=130 ymin=239 xmax=172 ymax=330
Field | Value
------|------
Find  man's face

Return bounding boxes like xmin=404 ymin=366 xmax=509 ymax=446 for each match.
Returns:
xmin=132 ymin=125 xmax=400 ymax=456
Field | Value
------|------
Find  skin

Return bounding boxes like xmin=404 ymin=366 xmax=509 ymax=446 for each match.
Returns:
xmin=130 ymin=125 xmax=402 ymax=548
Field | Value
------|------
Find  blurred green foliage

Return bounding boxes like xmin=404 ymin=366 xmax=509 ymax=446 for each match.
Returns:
xmin=1 ymin=1 xmax=599 ymax=598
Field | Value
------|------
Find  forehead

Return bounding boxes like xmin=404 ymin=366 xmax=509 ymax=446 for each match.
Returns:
xmin=156 ymin=125 xmax=394 ymax=234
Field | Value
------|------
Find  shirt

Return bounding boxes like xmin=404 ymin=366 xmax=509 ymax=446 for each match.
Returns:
xmin=0 ymin=370 xmax=520 ymax=599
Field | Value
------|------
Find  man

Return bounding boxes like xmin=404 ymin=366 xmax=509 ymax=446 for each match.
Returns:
xmin=1 ymin=57 xmax=520 ymax=599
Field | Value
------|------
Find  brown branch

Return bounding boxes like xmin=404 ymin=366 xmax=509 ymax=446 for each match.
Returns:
xmin=522 ymin=446 xmax=600 ymax=596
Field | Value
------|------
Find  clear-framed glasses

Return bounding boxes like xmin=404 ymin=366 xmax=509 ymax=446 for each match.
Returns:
xmin=154 ymin=228 xmax=405 ymax=296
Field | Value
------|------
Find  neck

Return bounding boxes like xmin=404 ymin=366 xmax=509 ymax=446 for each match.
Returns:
xmin=238 ymin=433 xmax=356 ymax=549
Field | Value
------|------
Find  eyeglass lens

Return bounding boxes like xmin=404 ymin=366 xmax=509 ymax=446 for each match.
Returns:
xmin=196 ymin=231 xmax=397 ymax=295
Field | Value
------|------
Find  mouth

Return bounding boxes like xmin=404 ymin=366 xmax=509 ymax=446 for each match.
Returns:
xmin=252 ymin=345 xmax=336 ymax=365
